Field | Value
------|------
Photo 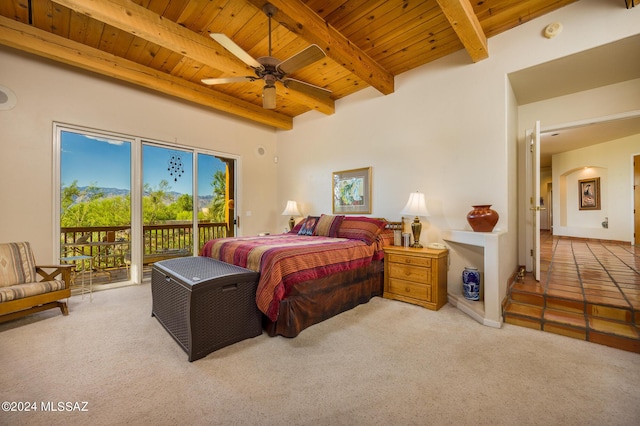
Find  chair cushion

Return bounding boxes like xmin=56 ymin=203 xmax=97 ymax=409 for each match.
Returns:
xmin=0 ymin=242 xmax=37 ymax=287
xmin=0 ymin=279 xmax=66 ymax=302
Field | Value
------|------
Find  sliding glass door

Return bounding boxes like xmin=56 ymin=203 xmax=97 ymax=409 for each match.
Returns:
xmin=197 ymin=153 xmax=236 ymax=248
xmin=59 ymin=129 xmax=132 ymax=285
xmin=56 ymin=123 xmax=238 ymax=287
xmin=142 ymin=144 xmax=194 ymax=267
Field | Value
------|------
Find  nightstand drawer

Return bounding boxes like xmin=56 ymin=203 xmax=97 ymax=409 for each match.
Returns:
xmin=388 ymin=278 xmax=431 ymax=301
xmin=388 ymin=253 xmax=431 ymax=268
xmin=388 ymin=263 xmax=431 ymax=284
xmin=383 ymin=246 xmax=448 ymax=311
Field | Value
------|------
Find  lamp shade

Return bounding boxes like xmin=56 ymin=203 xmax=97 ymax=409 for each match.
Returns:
xmin=263 ymin=85 xmax=276 ymax=109
xmin=281 ymin=200 xmax=301 ymax=216
xmin=400 ymin=192 xmax=429 ymax=217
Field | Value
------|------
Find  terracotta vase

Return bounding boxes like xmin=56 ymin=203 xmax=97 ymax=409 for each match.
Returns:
xmin=466 ymin=205 xmax=499 ymax=232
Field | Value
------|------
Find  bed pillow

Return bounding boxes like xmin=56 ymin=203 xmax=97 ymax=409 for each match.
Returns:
xmin=289 ymin=218 xmax=306 ymax=234
xmin=337 ymin=217 xmax=387 ymax=245
xmin=314 ymin=214 xmax=345 ymax=237
xmin=298 ymin=216 xmax=320 ymax=236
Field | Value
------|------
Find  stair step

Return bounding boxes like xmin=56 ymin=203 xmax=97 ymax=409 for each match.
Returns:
xmin=586 ymin=304 xmax=634 ymax=323
xmin=510 ymin=289 xmax=545 ymax=307
xmin=504 ymin=300 xmax=542 ymax=319
xmin=503 ymin=300 xmax=542 ymax=331
xmin=503 ymin=299 xmax=640 ymax=353
xmin=506 ymin=233 xmax=639 ymax=353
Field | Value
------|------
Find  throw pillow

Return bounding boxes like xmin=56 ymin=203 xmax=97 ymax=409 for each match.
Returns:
xmin=289 ymin=218 xmax=306 ymax=234
xmin=298 ymin=216 xmax=320 ymax=236
xmin=314 ymin=214 xmax=345 ymax=237
xmin=337 ymin=217 xmax=387 ymax=245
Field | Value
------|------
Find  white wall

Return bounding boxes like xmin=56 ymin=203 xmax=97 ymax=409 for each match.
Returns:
xmin=519 ymin=78 xmax=640 ymax=132
xmin=519 ymin=78 xmax=640 ymax=244
xmin=0 ymin=48 xmax=278 ymax=262
xmin=552 ymin=134 xmax=640 ymax=242
xmin=276 ymin=0 xmax=640 ymax=305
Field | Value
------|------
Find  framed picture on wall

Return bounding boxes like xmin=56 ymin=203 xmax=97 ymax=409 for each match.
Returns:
xmin=579 ymin=177 xmax=600 ymax=210
xmin=332 ymin=167 xmax=372 ymax=214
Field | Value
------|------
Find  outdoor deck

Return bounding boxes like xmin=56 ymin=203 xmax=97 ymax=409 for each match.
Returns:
xmin=61 ymin=222 xmax=229 ymax=288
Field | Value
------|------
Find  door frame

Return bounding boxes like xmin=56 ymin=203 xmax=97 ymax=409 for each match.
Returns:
xmin=524 ymin=121 xmax=541 ymax=280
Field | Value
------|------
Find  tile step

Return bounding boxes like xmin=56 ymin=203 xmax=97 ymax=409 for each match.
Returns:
xmin=503 ymin=300 xmax=640 ymax=353
xmin=507 ymin=286 xmax=636 ymax=322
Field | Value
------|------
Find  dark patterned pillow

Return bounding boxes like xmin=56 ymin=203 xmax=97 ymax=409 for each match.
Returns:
xmin=337 ymin=217 xmax=387 ymax=245
xmin=298 ymin=216 xmax=320 ymax=236
xmin=289 ymin=218 xmax=306 ymax=234
xmin=314 ymin=214 xmax=345 ymax=237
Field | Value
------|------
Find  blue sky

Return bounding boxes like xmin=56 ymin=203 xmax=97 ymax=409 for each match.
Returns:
xmin=61 ymin=131 xmax=225 ymax=196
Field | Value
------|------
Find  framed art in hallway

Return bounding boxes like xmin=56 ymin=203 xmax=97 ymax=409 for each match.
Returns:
xmin=332 ymin=167 xmax=371 ymax=214
xmin=579 ymin=177 xmax=600 ymax=210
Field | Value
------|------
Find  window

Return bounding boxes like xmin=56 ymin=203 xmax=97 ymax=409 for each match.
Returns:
xmin=55 ymin=124 xmax=237 ymax=286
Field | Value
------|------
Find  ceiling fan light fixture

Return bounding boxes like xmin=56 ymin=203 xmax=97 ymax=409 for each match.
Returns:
xmin=263 ymin=85 xmax=276 ymax=109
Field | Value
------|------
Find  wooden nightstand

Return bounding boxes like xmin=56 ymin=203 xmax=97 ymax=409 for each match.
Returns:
xmin=383 ymin=246 xmax=449 ymax=311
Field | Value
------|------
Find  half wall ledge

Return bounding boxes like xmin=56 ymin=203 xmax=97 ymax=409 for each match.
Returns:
xmin=442 ymin=229 xmax=508 ymax=328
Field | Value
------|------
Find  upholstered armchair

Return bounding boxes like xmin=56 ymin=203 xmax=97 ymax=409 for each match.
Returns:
xmin=0 ymin=242 xmax=73 ymax=323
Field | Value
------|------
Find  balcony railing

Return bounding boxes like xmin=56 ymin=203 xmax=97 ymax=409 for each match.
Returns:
xmin=60 ymin=222 xmax=228 ymax=278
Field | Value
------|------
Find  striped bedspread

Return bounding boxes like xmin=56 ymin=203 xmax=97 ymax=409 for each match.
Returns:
xmin=200 ymin=234 xmax=382 ymax=321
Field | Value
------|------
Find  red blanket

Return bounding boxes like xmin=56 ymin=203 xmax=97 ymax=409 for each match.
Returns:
xmin=200 ymin=234 xmax=381 ymax=321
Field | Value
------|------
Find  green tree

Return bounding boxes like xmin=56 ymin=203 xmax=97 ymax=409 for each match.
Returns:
xmin=208 ymin=170 xmax=226 ymax=222
xmin=60 ymin=181 xmax=104 ymax=227
xmin=91 ymin=196 xmax=131 ymax=226
xmin=169 ymin=194 xmax=193 ymax=222
xmin=143 ymin=180 xmax=172 ymax=224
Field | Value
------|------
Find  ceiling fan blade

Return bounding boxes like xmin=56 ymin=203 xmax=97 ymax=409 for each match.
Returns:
xmin=201 ymin=76 xmax=256 ymax=85
xmin=283 ymin=78 xmax=332 ymax=99
xmin=209 ymin=33 xmax=264 ymax=70
xmin=276 ymin=44 xmax=326 ymax=75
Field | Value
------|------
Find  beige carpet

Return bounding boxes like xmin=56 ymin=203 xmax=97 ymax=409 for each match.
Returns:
xmin=1 ymin=283 xmax=638 ymax=426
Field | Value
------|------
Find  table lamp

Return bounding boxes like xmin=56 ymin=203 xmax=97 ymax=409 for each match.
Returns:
xmin=281 ymin=200 xmax=301 ymax=231
xmin=400 ymin=192 xmax=429 ymax=248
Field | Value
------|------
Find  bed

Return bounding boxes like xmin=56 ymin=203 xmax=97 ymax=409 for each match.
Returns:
xmin=200 ymin=215 xmax=399 ymax=337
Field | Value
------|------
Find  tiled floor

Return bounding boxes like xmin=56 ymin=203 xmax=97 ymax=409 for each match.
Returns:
xmin=503 ymin=231 xmax=640 ymax=353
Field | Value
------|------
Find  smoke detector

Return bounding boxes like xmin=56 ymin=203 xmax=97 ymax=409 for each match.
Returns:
xmin=544 ymin=22 xmax=563 ymax=39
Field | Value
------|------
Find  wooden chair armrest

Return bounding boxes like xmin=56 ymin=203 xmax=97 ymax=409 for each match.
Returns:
xmin=36 ymin=264 xmax=73 ymax=288
xmin=37 ymin=264 xmax=73 ymax=269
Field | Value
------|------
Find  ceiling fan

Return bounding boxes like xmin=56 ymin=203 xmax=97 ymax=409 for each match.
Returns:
xmin=202 ymin=3 xmax=331 ymax=109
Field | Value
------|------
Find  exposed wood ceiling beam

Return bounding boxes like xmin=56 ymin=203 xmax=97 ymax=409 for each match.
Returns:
xmin=0 ymin=16 xmax=293 ymax=130
xmin=51 ymin=0 xmax=334 ymax=115
xmin=53 ymin=0 xmax=252 ymax=75
xmin=248 ymin=0 xmax=395 ymax=96
xmin=435 ymin=0 xmax=488 ymax=63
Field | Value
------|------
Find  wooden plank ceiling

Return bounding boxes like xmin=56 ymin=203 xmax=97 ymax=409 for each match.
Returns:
xmin=0 ymin=0 xmax=576 ymax=130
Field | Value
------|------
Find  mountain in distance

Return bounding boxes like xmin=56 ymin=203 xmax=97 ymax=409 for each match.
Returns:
xmin=72 ymin=186 xmax=214 ymax=208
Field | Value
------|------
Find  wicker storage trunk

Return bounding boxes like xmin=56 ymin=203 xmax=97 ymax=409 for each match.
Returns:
xmin=151 ymin=256 xmax=261 ymax=361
